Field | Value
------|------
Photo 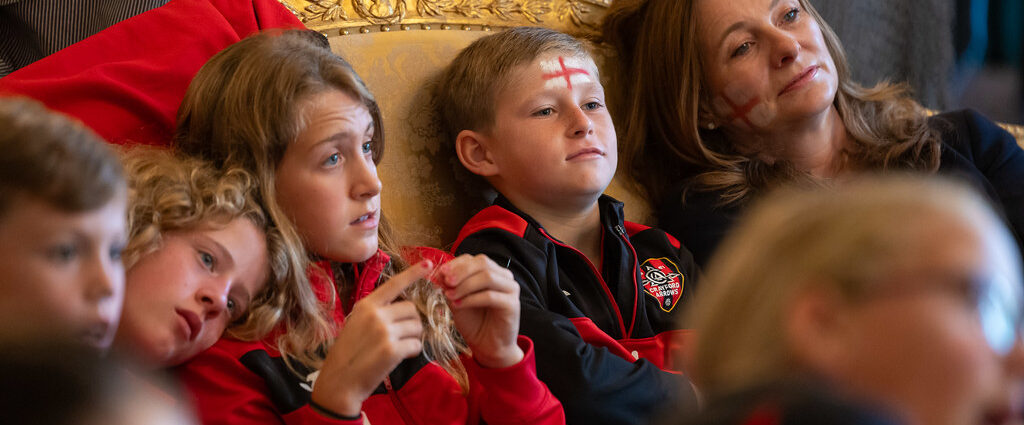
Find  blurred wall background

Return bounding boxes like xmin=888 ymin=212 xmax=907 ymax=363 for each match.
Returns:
xmin=813 ymin=0 xmax=1023 ymax=124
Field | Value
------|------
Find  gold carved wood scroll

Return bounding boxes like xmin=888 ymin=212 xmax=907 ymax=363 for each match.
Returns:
xmin=278 ymin=0 xmax=611 ymax=36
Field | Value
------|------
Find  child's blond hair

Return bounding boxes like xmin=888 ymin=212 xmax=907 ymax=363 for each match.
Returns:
xmin=120 ymin=146 xmax=298 ymax=346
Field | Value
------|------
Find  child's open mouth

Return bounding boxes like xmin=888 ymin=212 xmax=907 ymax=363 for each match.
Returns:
xmin=351 ymin=210 xmax=379 ymax=227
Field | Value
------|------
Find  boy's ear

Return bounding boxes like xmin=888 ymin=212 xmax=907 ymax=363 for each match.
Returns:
xmin=455 ymin=129 xmax=499 ymax=177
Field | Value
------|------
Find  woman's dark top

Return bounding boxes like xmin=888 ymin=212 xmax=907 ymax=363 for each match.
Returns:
xmin=657 ymin=109 xmax=1024 ymax=269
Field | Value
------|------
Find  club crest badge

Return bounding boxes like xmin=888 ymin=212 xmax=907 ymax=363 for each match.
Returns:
xmin=640 ymin=257 xmax=684 ymax=312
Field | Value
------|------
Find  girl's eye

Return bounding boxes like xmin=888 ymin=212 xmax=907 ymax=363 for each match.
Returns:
xmin=226 ymin=298 xmax=237 ymax=313
xmin=323 ymin=153 xmax=340 ymax=167
xmin=782 ymin=7 xmax=800 ymax=23
xmin=361 ymin=141 xmax=373 ymax=155
xmin=732 ymin=42 xmax=752 ymax=58
xmin=199 ymin=251 xmax=215 ymax=270
xmin=533 ymin=107 xmax=554 ymax=117
xmin=583 ymin=101 xmax=604 ymax=111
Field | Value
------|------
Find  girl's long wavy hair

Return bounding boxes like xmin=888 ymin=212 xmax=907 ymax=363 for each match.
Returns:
xmin=600 ymin=0 xmax=943 ymax=207
xmin=174 ymin=29 xmax=467 ymax=387
xmin=120 ymin=146 xmax=296 ymax=348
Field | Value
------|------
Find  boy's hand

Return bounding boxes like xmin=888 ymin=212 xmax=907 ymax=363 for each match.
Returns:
xmin=311 ymin=261 xmax=433 ymax=418
xmin=436 ymin=254 xmax=524 ymax=369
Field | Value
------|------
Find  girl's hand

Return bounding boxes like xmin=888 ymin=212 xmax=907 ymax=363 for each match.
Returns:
xmin=310 ymin=261 xmax=433 ymax=417
xmin=436 ymin=254 xmax=524 ymax=369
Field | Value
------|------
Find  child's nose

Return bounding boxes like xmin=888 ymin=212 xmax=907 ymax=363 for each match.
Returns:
xmin=196 ymin=278 xmax=231 ymax=319
xmin=349 ymin=158 xmax=382 ymax=200
xmin=567 ymin=106 xmax=594 ymax=138
xmin=85 ymin=254 xmax=118 ymax=303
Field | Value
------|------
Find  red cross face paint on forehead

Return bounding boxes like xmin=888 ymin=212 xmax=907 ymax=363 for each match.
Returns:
xmin=712 ymin=81 xmax=777 ymax=129
xmin=540 ymin=56 xmax=592 ymax=90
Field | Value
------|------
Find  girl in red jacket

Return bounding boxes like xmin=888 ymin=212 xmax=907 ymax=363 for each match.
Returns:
xmin=174 ymin=29 xmax=564 ymax=425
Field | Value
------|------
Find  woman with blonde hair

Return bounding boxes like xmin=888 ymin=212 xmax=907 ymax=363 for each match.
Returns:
xmin=601 ymin=0 xmax=1024 ymax=268
xmin=681 ymin=176 xmax=1024 ymax=425
xmin=114 ymin=146 xmax=297 ymax=368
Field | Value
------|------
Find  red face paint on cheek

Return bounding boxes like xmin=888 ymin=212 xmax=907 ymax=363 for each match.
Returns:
xmin=712 ymin=82 xmax=777 ymax=129
xmin=540 ymin=56 xmax=592 ymax=90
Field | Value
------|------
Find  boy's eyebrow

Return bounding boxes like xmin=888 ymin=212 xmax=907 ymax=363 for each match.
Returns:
xmin=717 ymin=0 xmax=782 ymax=48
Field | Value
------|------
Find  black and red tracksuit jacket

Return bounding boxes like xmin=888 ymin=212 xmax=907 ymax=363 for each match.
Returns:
xmin=177 ymin=249 xmax=565 ymax=425
xmin=452 ymin=195 xmax=701 ymax=425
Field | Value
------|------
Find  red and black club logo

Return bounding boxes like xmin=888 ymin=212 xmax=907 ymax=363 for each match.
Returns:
xmin=640 ymin=257 xmax=684 ymax=312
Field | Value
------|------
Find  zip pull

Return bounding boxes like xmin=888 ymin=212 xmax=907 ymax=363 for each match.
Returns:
xmin=614 ymin=224 xmax=626 ymax=236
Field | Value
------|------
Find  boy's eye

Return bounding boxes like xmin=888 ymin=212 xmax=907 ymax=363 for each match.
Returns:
xmin=199 ymin=251 xmax=215 ymax=270
xmin=732 ymin=42 xmax=752 ymax=58
xmin=533 ymin=107 xmax=554 ymax=117
xmin=47 ymin=243 xmax=78 ymax=264
xmin=109 ymin=243 xmax=125 ymax=262
xmin=323 ymin=153 xmax=340 ymax=166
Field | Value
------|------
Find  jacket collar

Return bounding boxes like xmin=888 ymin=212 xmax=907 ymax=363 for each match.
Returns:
xmin=493 ymin=193 xmax=626 ymax=237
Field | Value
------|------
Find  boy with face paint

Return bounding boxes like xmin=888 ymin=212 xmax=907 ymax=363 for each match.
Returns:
xmin=436 ymin=27 xmax=701 ymax=425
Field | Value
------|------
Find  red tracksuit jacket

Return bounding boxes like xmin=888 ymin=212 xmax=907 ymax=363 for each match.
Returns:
xmin=176 ymin=249 xmax=565 ymax=425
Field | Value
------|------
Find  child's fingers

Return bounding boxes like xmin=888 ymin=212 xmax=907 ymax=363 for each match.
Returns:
xmin=449 ymin=289 xmax=517 ymax=311
xmin=440 ymin=254 xmax=513 ymax=289
xmin=443 ymin=268 xmax=517 ymax=301
xmin=381 ymin=300 xmax=421 ymax=324
xmin=386 ymin=315 xmax=424 ymax=340
xmin=389 ymin=338 xmax=424 ymax=361
xmin=368 ymin=260 xmax=433 ymax=305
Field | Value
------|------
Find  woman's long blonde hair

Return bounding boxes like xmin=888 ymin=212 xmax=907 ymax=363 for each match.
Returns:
xmin=600 ymin=0 xmax=943 ymax=206
xmin=120 ymin=146 xmax=300 ymax=349
xmin=687 ymin=175 xmax=1019 ymax=398
xmin=174 ymin=30 xmax=467 ymax=387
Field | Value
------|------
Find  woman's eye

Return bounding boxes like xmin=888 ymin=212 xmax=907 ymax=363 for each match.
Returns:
xmin=199 ymin=251 xmax=215 ymax=270
xmin=534 ymin=107 xmax=554 ymax=117
xmin=323 ymin=153 xmax=340 ymax=166
xmin=732 ymin=42 xmax=752 ymax=58
xmin=783 ymin=7 xmax=800 ymax=23
xmin=361 ymin=141 xmax=373 ymax=155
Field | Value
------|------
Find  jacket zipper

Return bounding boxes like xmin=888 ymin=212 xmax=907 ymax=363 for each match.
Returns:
xmin=384 ymin=377 xmax=420 ymax=425
xmin=538 ymin=228 xmax=629 ymax=339
xmin=614 ymin=224 xmax=642 ymax=337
